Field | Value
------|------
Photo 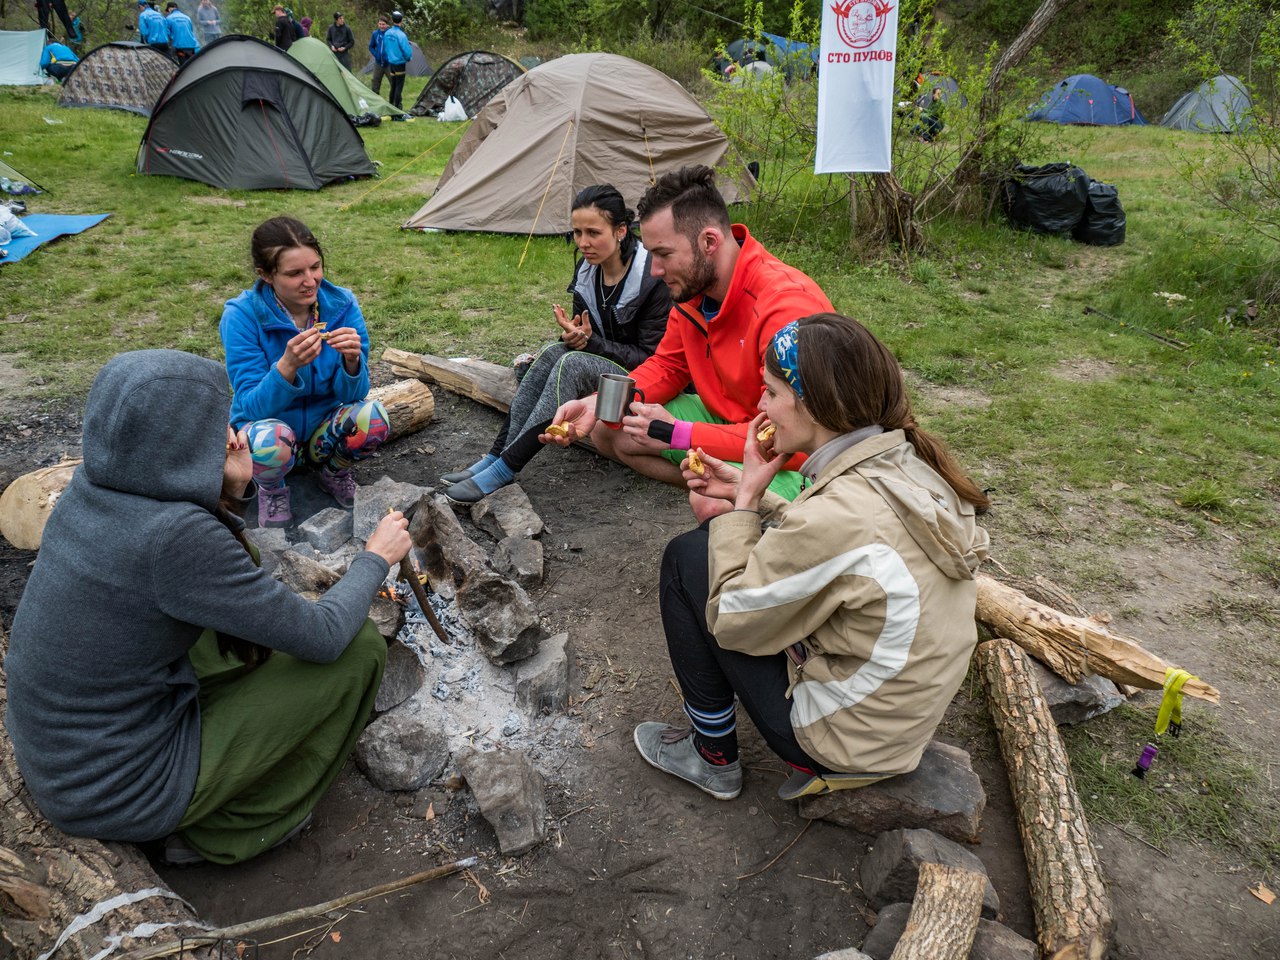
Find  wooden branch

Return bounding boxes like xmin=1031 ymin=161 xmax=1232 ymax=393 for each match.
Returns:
xmin=0 ymin=628 xmax=211 ymax=959
xmin=0 ymin=460 xmax=80 ymax=551
xmin=367 ymin=378 xmax=435 ymax=443
xmin=976 ymin=574 xmax=1219 ymax=703
xmin=887 ymin=862 xmax=986 ymax=960
xmin=382 ymin=349 xmax=518 ymax=410
xmin=977 ymin=638 xmax=1113 ymax=960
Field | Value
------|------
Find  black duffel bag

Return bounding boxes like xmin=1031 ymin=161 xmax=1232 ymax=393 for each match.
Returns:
xmin=1073 ymin=180 xmax=1126 ymax=246
xmin=1002 ymin=162 xmax=1091 ymax=236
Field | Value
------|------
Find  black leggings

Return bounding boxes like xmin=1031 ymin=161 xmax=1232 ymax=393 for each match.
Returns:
xmin=387 ymin=66 xmax=406 ymax=109
xmin=37 ymin=0 xmax=75 ymax=37
xmin=659 ymin=526 xmax=827 ymax=773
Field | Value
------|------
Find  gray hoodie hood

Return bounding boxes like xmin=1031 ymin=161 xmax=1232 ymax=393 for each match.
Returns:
xmin=82 ymin=350 xmax=231 ymax=511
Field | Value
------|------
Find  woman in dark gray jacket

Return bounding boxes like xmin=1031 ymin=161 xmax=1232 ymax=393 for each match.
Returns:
xmin=441 ymin=183 xmax=671 ymax=504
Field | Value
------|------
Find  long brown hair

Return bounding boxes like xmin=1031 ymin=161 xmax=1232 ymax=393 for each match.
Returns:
xmin=766 ymin=313 xmax=990 ymax=510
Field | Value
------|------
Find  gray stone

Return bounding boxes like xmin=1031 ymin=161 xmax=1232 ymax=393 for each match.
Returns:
xmin=353 ymin=476 xmax=430 ymax=542
xmin=456 ymin=747 xmax=547 ymax=855
xmin=369 ymin=595 xmax=406 ymax=642
xmin=861 ymin=903 xmax=1036 ymax=960
xmin=1028 ymin=658 xmax=1126 ymax=725
xmin=799 ymin=741 xmax=986 ymax=844
xmin=245 ymin=525 xmax=291 ymax=575
xmin=275 ymin=549 xmax=342 ymax=597
xmin=375 ymin=640 xmax=425 ymax=712
xmin=860 ymin=829 xmax=999 ymax=919
xmin=288 ymin=541 xmax=318 ymax=561
xmin=515 ymin=632 xmax=569 ymax=715
xmin=297 ymin=506 xmax=353 ymax=554
xmin=470 ymin=484 xmax=545 ymax=540
xmin=408 ymin=493 xmax=489 ymax=601
xmin=456 ymin=568 xmax=546 ymax=665
xmin=355 ymin=695 xmax=449 ymax=791
xmin=492 ymin=535 xmax=544 ymax=588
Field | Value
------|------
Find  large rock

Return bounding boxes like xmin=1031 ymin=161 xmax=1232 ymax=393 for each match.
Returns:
xmin=275 ymin=550 xmax=342 ymax=597
xmin=246 ymin=525 xmax=291 ymax=575
xmin=0 ymin=460 xmax=81 ymax=550
xmin=861 ymin=903 xmax=1037 ymax=960
xmin=1028 ymin=658 xmax=1126 ymax=725
xmin=409 ymin=493 xmax=489 ymax=601
xmin=456 ymin=747 xmax=547 ymax=855
xmin=456 ymin=569 xmax=546 ymax=665
xmin=515 ymin=632 xmax=569 ymax=715
xmin=298 ymin=506 xmax=354 ymax=554
xmin=353 ymin=476 xmax=430 ymax=542
xmin=375 ymin=640 xmax=425 ymax=712
xmin=492 ymin=535 xmax=544 ymax=588
xmin=799 ymin=741 xmax=985 ymax=844
xmin=470 ymin=484 xmax=545 ymax=540
xmin=355 ymin=696 xmax=449 ymax=791
xmin=369 ymin=594 xmax=406 ymax=641
xmin=860 ymin=829 xmax=999 ymax=919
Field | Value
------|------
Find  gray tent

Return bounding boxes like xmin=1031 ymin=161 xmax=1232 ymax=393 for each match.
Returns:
xmin=405 ymin=52 xmax=753 ymax=235
xmin=1161 ymin=75 xmax=1253 ymax=133
xmin=136 ymin=34 xmax=374 ymax=190
xmin=58 ymin=42 xmax=176 ymax=116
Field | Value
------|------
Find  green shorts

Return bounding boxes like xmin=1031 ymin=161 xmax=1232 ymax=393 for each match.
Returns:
xmin=659 ymin=393 xmax=804 ymax=501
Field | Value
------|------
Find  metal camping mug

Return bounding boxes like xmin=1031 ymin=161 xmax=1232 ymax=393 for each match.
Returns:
xmin=596 ymin=374 xmax=645 ymax=427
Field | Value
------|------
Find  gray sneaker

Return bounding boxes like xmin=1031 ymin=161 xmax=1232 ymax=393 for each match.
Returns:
xmin=438 ymin=467 xmax=477 ymax=487
xmin=633 ymin=722 xmax=742 ymax=801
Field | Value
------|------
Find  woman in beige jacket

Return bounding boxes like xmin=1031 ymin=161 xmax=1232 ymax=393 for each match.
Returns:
xmin=635 ymin=313 xmax=990 ymax=801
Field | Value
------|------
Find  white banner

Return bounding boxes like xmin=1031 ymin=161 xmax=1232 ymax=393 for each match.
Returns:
xmin=815 ymin=1 xmax=901 ymax=173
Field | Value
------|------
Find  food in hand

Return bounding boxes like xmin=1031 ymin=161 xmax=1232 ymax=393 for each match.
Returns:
xmin=687 ymin=448 xmax=706 ymax=476
xmin=545 ymin=423 xmax=571 ymax=438
xmin=315 ymin=319 xmax=330 ymax=341
xmin=757 ymin=423 xmax=776 ymax=443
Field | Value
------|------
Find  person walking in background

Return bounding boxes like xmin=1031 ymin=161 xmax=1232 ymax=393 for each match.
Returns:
xmin=68 ymin=9 xmax=85 ymax=50
xmin=367 ymin=14 xmax=388 ymax=94
xmin=327 ymin=11 xmax=354 ymax=69
xmin=382 ymin=10 xmax=410 ymax=114
xmin=137 ymin=0 xmax=170 ymax=56
xmin=164 ymin=2 xmax=199 ymax=62
xmin=271 ymin=4 xmax=293 ymax=50
xmin=195 ymin=0 xmax=221 ymax=44
xmin=40 ymin=37 xmax=78 ymax=81
xmin=35 ymin=0 xmax=76 ymax=42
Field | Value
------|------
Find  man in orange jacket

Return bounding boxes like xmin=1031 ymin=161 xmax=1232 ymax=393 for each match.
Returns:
xmin=547 ymin=164 xmax=832 ymax=509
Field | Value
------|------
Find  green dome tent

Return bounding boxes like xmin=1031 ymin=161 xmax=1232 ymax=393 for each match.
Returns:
xmin=288 ymin=37 xmax=404 ymax=124
xmin=1160 ymin=75 xmax=1253 ymax=133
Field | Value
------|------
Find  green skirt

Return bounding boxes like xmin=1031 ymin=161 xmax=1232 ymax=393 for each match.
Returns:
xmin=176 ymin=620 xmax=387 ymax=864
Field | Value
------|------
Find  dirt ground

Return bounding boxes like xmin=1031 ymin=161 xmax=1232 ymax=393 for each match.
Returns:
xmin=1 ymin=384 xmax=1277 ymax=960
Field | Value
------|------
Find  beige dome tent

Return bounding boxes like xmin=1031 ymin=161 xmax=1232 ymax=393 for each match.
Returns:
xmin=404 ymin=52 xmax=754 ymax=235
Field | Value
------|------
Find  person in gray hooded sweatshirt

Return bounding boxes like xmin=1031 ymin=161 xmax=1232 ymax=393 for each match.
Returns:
xmin=4 ymin=349 xmax=412 ymax=865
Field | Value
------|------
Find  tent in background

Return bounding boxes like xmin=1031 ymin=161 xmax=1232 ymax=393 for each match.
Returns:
xmin=409 ymin=50 xmax=523 ymax=119
xmin=1026 ymin=74 xmax=1147 ymax=126
xmin=405 ymin=52 xmax=753 ymax=235
xmin=288 ymin=37 xmax=404 ymax=124
xmin=915 ymin=72 xmax=966 ymax=108
xmin=137 ymin=35 xmax=373 ymax=190
xmin=1161 ymin=75 xmax=1253 ymax=133
xmin=1 ymin=157 xmax=45 ymax=196
xmin=0 ymin=30 xmax=47 ymax=86
xmin=58 ymin=42 xmax=176 ymax=116
xmin=360 ymin=40 xmax=431 ymax=77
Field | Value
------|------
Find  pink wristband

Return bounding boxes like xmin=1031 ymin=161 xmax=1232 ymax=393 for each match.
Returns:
xmin=670 ymin=420 xmax=693 ymax=451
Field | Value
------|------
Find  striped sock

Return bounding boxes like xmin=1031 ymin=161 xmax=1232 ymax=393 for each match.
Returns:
xmin=684 ymin=701 xmax=739 ymax=765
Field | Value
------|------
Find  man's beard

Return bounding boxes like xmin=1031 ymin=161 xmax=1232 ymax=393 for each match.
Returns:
xmin=669 ymin=245 xmax=719 ymax=303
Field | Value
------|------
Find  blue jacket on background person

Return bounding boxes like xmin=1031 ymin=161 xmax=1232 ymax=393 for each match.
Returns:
xmin=382 ymin=24 xmax=410 ymax=65
xmin=367 ymin=23 xmax=386 ymax=65
xmin=40 ymin=41 xmax=78 ymax=69
xmin=138 ymin=3 xmax=170 ymax=45
xmin=165 ymin=7 xmax=200 ymax=51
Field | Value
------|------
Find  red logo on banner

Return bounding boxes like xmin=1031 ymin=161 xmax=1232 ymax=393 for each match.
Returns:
xmin=832 ymin=0 xmax=895 ymax=49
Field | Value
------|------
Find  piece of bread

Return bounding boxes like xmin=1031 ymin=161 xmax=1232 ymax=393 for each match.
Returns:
xmin=687 ymin=449 xmax=705 ymax=476
xmin=757 ymin=423 xmax=776 ymax=443
xmin=545 ymin=423 xmax=570 ymax=438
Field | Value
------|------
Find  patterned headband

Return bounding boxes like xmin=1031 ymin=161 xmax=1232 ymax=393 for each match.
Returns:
xmin=770 ymin=320 xmax=803 ymax=399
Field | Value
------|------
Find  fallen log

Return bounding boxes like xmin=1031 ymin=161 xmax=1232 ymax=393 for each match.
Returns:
xmin=367 ymin=377 xmax=435 ymax=443
xmin=0 ymin=628 xmax=211 ymax=960
xmin=976 ymin=573 xmax=1219 ymax=703
xmin=887 ymin=861 xmax=987 ymax=960
xmin=977 ymin=637 xmax=1114 ymax=960
xmin=0 ymin=460 xmax=81 ymax=551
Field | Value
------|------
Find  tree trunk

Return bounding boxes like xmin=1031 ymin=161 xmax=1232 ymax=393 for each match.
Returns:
xmin=0 ymin=629 xmax=211 ymax=960
xmin=367 ymin=377 xmax=435 ymax=443
xmin=887 ymin=862 xmax=986 ymax=960
xmin=871 ymin=173 xmax=924 ymax=252
xmin=975 ymin=574 xmax=1220 ymax=703
xmin=383 ymin=349 xmax=519 ymax=410
xmin=976 ymin=638 xmax=1114 ymax=960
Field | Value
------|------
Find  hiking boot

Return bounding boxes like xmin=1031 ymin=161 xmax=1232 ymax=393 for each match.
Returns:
xmin=318 ymin=468 xmax=357 ymax=508
xmin=633 ymin=722 xmax=742 ymax=801
xmin=258 ymin=484 xmax=292 ymax=527
xmin=438 ymin=466 xmax=478 ymax=487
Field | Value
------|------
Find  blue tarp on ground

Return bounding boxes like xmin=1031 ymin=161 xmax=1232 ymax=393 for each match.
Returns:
xmin=1026 ymin=74 xmax=1148 ymax=126
xmin=0 ymin=214 xmax=110 ymax=265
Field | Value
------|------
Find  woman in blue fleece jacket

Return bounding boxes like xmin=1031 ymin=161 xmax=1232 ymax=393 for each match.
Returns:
xmin=220 ymin=216 xmax=389 ymax=527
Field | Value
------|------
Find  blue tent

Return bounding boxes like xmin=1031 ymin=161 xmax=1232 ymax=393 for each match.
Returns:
xmin=1026 ymin=74 xmax=1147 ymax=126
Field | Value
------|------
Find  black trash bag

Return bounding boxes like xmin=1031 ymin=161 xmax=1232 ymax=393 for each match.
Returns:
xmin=1074 ymin=181 xmax=1126 ymax=246
xmin=1002 ymin=162 xmax=1091 ymax=236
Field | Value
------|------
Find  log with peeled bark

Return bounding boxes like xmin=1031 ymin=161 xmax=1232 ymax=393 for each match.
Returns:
xmin=367 ymin=377 xmax=435 ymax=443
xmin=977 ymin=637 xmax=1114 ymax=960
xmin=0 ymin=628 xmax=211 ymax=960
xmin=976 ymin=573 xmax=1219 ymax=703
xmin=886 ymin=861 xmax=986 ymax=960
